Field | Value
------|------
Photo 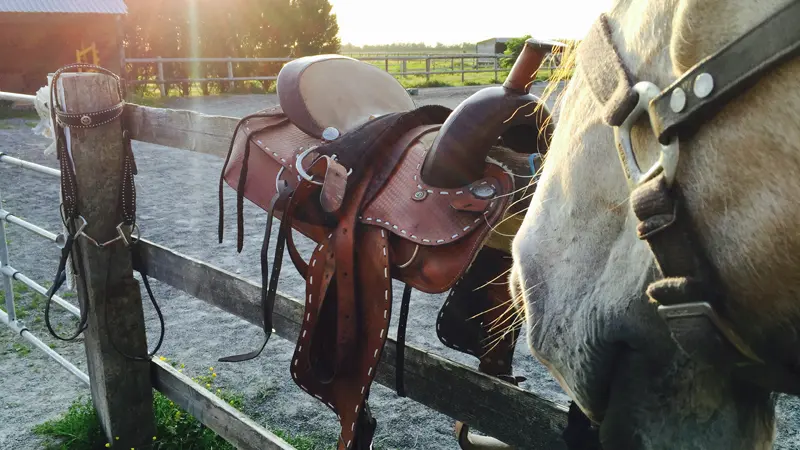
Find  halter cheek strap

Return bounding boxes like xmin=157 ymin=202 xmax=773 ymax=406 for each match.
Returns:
xmin=576 ymin=9 xmax=800 ymax=394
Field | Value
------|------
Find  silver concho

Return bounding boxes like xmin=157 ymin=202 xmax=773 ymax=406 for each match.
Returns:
xmin=322 ymin=127 xmax=340 ymax=141
xmin=470 ymin=184 xmax=496 ymax=200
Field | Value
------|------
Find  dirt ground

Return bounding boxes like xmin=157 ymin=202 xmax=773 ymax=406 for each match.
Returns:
xmin=1 ymin=82 xmax=799 ymax=450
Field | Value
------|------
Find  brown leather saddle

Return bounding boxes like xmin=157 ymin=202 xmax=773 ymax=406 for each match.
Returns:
xmin=217 ymin=45 xmax=555 ymax=449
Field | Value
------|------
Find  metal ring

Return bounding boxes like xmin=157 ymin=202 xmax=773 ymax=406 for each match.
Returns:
xmin=613 ymin=81 xmax=680 ymax=188
xmin=397 ymin=244 xmax=420 ymax=269
xmin=295 ymin=147 xmax=323 ymax=186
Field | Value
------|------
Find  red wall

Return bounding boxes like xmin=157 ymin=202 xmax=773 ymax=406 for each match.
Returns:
xmin=0 ymin=13 xmax=121 ymax=94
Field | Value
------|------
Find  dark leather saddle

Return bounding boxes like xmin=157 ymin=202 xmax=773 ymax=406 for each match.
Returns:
xmin=218 ymin=44 xmax=555 ymax=450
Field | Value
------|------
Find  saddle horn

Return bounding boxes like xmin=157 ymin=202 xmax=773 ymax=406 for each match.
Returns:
xmin=420 ymin=38 xmax=565 ymax=188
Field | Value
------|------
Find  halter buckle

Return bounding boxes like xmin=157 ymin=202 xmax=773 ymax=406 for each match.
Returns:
xmin=614 ymin=81 xmax=680 ymax=188
xmin=658 ymin=301 xmax=764 ymax=365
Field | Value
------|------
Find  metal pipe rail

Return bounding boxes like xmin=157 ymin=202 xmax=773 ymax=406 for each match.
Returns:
xmin=0 ymin=91 xmax=36 ymax=104
xmin=0 ymin=156 xmax=78 ymax=318
xmin=0 ymin=209 xmax=59 ymax=242
xmin=0 ymin=308 xmax=89 ymax=386
xmin=0 ymin=265 xmax=80 ymax=318
xmin=0 ymin=154 xmax=60 ymax=178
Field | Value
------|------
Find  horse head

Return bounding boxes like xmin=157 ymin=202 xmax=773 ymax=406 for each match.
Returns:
xmin=511 ymin=0 xmax=800 ymax=447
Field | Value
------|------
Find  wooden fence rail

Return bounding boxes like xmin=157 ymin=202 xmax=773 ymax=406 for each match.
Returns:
xmin=122 ymin=53 xmax=559 ymax=97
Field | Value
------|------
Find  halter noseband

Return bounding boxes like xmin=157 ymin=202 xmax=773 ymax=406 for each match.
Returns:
xmin=577 ymin=2 xmax=800 ymax=395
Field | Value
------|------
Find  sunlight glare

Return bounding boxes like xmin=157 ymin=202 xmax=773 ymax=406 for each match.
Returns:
xmin=330 ymin=0 xmax=614 ymax=46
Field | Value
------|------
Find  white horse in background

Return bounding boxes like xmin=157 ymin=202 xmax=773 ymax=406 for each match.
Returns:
xmin=511 ymin=0 xmax=800 ymax=448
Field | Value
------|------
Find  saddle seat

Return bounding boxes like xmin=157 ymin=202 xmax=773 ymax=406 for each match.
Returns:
xmin=276 ymin=55 xmax=417 ymax=139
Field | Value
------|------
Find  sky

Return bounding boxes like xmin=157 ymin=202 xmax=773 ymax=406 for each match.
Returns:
xmin=330 ymin=0 xmax=615 ymax=46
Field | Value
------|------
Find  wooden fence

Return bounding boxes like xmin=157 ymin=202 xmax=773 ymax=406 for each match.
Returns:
xmin=0 ymin=77 xmax=569 ymax=450
xmin=123 ymin=53 xmax=560 ymax=97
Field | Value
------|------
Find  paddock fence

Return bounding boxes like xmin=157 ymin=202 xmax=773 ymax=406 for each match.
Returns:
xmin=0 ymin=79 xmax=569 ymax=450
xmin=123 ymin=52 xmax=562 ymax=97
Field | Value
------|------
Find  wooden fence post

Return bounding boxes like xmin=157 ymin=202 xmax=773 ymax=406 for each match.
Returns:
xmin=59 ymin=72 xmax=157 ymax=448
xmin=402 ymin=59 xmax=407 ymax=77
xmin=494 ymin=56 xmax=499 ymax=82
xmin=227 ymin=57 xmax=235 ymax=92
xmin=156 ymin=56 xmax=166 ymax=97
xmin=425 ymin=57 xmax=431 ymax=81
xmin=384 ymin=56 xmax=389 ymax=72
xmin=461 ymin=57 xmax=465 ymax=83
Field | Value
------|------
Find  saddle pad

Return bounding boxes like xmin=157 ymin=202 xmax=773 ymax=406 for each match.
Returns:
xmin=436 ymin=246 xmax=520 ymax=376
xmin=277 ymin=55 xmax=416 ymax=138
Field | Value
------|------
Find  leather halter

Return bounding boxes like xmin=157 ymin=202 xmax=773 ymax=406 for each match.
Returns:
xmin=577 ymin=3 xmax=800 ymax=394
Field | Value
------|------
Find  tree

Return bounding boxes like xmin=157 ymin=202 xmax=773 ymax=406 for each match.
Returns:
xmin=290 ymin=0 xmax=341 ymax=57
xmin=121 ymin=0 xmax=341 ymax=94
xmin=501 ymin=35 xmax=532 ymax=69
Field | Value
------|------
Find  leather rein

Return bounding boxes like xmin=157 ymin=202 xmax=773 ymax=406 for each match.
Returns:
xmin=577 ymin=2 xmax=800 ymax=395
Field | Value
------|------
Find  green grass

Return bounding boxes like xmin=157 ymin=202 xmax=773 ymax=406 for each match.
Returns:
xmin=31 ymin=360 xmax=338 ymax=450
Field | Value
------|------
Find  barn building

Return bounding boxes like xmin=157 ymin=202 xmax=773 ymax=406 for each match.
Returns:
xmin=0 ymin=0 xmax=127 ymax=95
xmin=475 ymin=37 xmax=514 ymax=64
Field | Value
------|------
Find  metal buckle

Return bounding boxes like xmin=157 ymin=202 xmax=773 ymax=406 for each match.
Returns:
xmin=614 ymin=81 xmax=680 ymax=188
xmin=295 ymin=148 xmax=352 ymax=186
xmin=275 ymin=167 xmax=286 ymax=192
xmin=295 ymin=147 xmax=324 ymax=186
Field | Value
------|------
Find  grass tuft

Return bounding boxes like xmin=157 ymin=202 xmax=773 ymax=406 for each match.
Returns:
xmin=31 ymin=358 xmax=339 ymax=450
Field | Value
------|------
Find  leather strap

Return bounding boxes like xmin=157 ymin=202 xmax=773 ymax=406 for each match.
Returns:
xmin=44 ymin=63 xmax=136 ymax=343
xmin=649 ymin=0 xmax=800 ymax=144
xmin=395 ymin=284 xmax=413 ymax=397
xmin=217 ymin=111 xmax=288 ymax=251
xmin=218 ymin=182 xmax=292 ymax=363
xmin=632 ymin=174 xmax=800 ymax=394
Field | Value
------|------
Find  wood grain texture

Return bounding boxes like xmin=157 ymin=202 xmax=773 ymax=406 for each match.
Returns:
xmin=125 ymin=104 xmax=239 ymax=158
xmin=61 ymin=72 xmax=156 ymax=448
xmin=134 ymin=239 xmax=569 ymax=449
xmin=151 ymin=359 xmax=296 ymax=450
